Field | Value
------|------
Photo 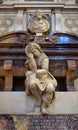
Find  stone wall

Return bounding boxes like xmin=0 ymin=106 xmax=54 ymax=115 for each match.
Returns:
xmin=0 ymin=0 xmax=77 ymax=35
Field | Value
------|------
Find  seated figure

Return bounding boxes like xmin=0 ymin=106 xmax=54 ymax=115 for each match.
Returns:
xmin=25 ymin=42 xmax=57 ymax=114
xmin=28 ymin=10 xmax=50 ymax=34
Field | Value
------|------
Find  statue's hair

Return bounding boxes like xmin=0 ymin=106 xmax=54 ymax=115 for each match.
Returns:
xmin=35 ymin=9 xmax=43 ymax=16
xmin=25 ymin=42 xmax=42 ymax=54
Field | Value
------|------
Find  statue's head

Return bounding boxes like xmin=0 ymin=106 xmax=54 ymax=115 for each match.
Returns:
xmin=28 ymin=9 xmax=50 ymax=33
xmin=25 ymin=42 xmax=42 ymax=57
xmin=35 ymin=10 xmax=43 ymax=19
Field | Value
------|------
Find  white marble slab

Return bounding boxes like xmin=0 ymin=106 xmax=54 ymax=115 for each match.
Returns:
xmin=0 ymin=92 xmax=78 ymax=114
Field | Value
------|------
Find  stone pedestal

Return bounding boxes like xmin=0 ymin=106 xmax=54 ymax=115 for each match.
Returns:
xmin=0 ymin=92 xmax=78 ymax=114
xmin=0 ymin=92 xmax=78 ymax=129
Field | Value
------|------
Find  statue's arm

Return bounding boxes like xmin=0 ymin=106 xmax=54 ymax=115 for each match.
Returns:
xmin=36 ymin=69 xmax=47 ymax=75
xmin=26 ymin=54 xmax=37 ymax=72
xmin=41 ymin=57 xmax=49 ymax=70
xmin=29 ymin=58 xmax=37 ymax=71
xmin=36 ymin=56 xmax=49 ymax=75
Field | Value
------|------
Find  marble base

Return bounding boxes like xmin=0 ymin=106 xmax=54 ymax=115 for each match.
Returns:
xmin=0 ymin=92 xmax=78 ymax=114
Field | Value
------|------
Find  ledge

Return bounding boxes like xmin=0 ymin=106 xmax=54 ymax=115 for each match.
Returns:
xmin=0 ymin=92 xmax=78 ymax=114
xmin=0 ymin=2 xmax=77 ymax=9
xmin=14 ymin=2 xmax=64 ymax=8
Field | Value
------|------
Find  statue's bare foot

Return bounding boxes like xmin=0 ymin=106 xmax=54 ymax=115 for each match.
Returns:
xmin=41 ymin=107 xmax=48 ymax=115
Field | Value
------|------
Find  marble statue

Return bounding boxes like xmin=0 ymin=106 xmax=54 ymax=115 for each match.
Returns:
xmin=28 ymin=10 xmax=50 ymax=34
xmin=25 ymin=42 xmax=57 ymax=114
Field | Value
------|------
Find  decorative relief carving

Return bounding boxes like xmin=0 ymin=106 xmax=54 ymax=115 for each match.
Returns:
xmin=64 ymin=17 xmax=78 ymax=28
xmin=62 ymin=14 xmax=78 ymax=34
xmin=27 ymin=10 xmax=51 ymax=34
xmin=0 ymin=17 xmax=14 ymax=35
xmin=28 ymin=10 xmax=50 ymax=34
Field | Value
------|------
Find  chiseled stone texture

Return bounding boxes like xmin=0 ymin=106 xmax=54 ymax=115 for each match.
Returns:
xmin=0 ymin=92 xmax=78 ymax=114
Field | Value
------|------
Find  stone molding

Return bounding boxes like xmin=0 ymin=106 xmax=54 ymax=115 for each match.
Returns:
xmin=2 ymin=0 xmax=76 ymax=5
xmin=3 ymin=0 xmax=57 ymax=5
xmin=0 ymin=2 xmax=77 ymax=9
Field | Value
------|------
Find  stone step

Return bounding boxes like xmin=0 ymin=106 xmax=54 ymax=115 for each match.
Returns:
xmin=0 ymin=92 xmax=78 ymax=114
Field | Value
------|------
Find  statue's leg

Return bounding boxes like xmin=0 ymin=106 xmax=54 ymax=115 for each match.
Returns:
xmin=41 ymin=83 xmax=55 ymax=114
xmin=28 ymin=78 xmax=43 ymax=112
xmin=28 ymin=78 xmax=42 ymax=99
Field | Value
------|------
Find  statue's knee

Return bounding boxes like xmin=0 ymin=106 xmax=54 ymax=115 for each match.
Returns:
xmin=29 ymin=79 xmax=36 ymax=89
xmin=46 ymin=83 xmax=55 ymax=93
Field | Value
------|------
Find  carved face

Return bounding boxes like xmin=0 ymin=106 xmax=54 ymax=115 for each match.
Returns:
xmin=35 ymin=10 xmax=43 ymax=19
xmin=33 ymin=49 xmax=40 ymax=57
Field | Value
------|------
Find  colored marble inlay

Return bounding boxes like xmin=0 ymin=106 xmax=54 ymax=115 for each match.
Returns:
xmin=0 ymin=115 xmax=78 ymax=130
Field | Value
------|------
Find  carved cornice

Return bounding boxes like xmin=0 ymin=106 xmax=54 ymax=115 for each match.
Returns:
xmin=0 ymin=2 xmax=77 ymax=9
xmin=0 ymin=31 xmax=32 ymax=44
xmin=2 ymin=0 xmax=77 ymax=4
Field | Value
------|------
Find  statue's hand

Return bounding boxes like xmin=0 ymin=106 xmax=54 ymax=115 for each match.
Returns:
xmin=26 ymin=54 xmax=37 ymax=72
xmin=36 ymin=69 xmax=47 ymax=75
xmin=36 ymin=69 xmax=48 ymax=80
xmin=27 ymin=53 xmax=34 ymax=58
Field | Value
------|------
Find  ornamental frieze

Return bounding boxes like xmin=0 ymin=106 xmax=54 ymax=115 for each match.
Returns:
xmin=64 ymin=17 xmax=78 ymax=33
xmin=0 ymin=17 xmax=14 ymax=35
xmin=62 ymin=14 xmax=78 ymax=34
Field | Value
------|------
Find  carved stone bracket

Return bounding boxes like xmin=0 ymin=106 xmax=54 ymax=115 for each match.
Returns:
xmin=3 ymin=60 xmax=13 ymax=91
xmin=66 ymin=60 xmax=77 ymax=91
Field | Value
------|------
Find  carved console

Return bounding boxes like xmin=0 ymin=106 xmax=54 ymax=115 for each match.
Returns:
xmin=0 ymin=31 xmax=78 ymax=91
